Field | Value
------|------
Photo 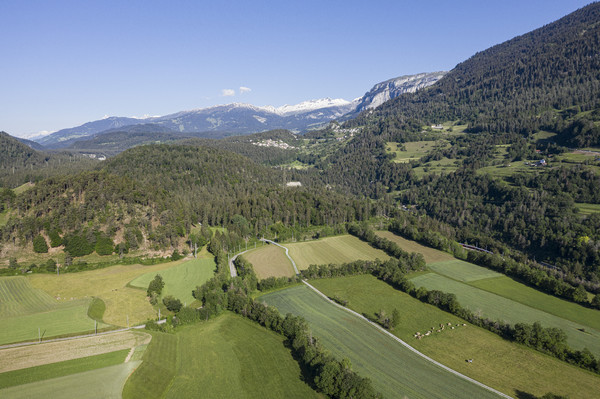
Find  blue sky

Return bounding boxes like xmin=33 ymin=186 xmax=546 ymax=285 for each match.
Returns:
xmin=0 ymin=0 xmax=592 ymax=137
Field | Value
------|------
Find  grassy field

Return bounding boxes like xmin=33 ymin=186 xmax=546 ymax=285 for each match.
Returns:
xmin=411 ymin=273 xmax=600 ymax=357
xmin=0 ymin=276 xmax=58 ymax=317
xmin=0 ymin=360 xmax=140 ymax=399
xmin=123 ymin=314 xmax=320 ymax=399
xmin=575 ymin=202 xmax=600 ymax=215
xmin=386 ymin=140 xmax=446 ymax=163
xmin=308 ymin=275 xmax=600 ymax=398
xmin=129 ymin=257 xmax=215 ymax=304
xmin=285 ymin=235 xmax=390 ymax=270
xmin=427 ymin=259 xmax=503 ymax=282
xmin=471 ymin=276 xmax=600 ymax=331
xmin=260 ymin=285 xmax=504 ymax=399
xmin=28 ymin=259 xmax=197 ymax=326
xmin=0 ymin=349 xmax=129 ymax=389
xmin=242 ymin=244 xmax=295 ymax=279
xmin=412 ymin=156 xmax=459 ymax=177
xmin=374 ymin=231 xmax=454 ymax=263
xmin=0 ymin=299 xmax=109 ymax=345
xmin=12 ymin=182 xmax=34 ymax=195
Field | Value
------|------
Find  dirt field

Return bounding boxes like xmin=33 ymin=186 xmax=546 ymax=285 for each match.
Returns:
xmin=375 ymin=231 xmax=454 ymax=263
xmin=0 ymin=330 xmax=150 ymax=373
xmin=243 ymin=245 xmax=295 ymax=279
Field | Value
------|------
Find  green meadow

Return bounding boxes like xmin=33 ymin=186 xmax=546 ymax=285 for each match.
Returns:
xmin=129 ymin=257 xmax=216 ymax=304
xmin=123 ymin=313 xmax=320 ymax=399
xmin=260 ymin=284 xmax=504 ymax=399
xmin=308 ymin=274 xmax=600 ymax=399
xmin=410 ymin=273 xmax=600 ymax=357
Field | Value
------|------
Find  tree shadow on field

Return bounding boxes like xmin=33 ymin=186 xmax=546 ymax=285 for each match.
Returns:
xmin=515 ymin=390 xmax=538 ymax=399
xmin=284 ymin=339 xmax=320 ymax=392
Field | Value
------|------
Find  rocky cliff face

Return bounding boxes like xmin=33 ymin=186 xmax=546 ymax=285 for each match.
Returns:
xmin=352 ymin=71 xmax=447 ymax=114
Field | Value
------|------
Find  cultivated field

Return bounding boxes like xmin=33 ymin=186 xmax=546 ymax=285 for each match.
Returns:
xmin=575 ymin=202 xmax=600 ymax=215
xmin=374 ymin=231 xmax=454 ymax=263
xmin=427 ymin=259 xmax=503 ymax=282
xmin=0 ymin=277 xmax=58 ymax=317
xmin=0 ymin=360 xmax=140 ymax=399
xmin=471 ymin=276 xmax=600 ymax=331
xmin=285 ymin=235 xmax=389 ymax=270
xmin=0 ymin=298 xmax=109 ymax=345
xmin=129 ymin=257 xmax=216 ymax=304
xmin=0 ymin=330 xmax=149 ymax=373
xmin=123 ymin=314 xmax=320 ymax=399
xmin=27 ymin=259 xmax=198 ymax=326
xmin=260 ymin=285 xmax=504 ymax=399
xmin=411 ymin=273 xmax=600 ymax=357
xmin=309 ymin=274 xmax=600 ymax=398
xmin=242 ymin=244 xmax=295 ymax=279
xmin=0 ymin=350 xmax=129 ymax=389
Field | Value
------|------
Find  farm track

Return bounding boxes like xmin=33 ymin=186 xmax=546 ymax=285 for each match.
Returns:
xmin=301 ymin=280 xmax=512 ymax=399
xmin=262 ymin=240 xmax=511 ymax=398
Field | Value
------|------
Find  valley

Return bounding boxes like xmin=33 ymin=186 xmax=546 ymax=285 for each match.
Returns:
xmin=2 ymin=2 xmax=600 ymax=398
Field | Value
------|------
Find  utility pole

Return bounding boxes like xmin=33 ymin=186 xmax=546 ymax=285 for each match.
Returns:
xmin=38 ymin=328 xmax=41 ymax=343
xmin=158 ymin=308 xmax=161 ymax=320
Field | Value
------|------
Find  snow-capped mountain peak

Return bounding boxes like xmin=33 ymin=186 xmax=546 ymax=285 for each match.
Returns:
xmin=274 ymin=98 xmax=353 ymax=116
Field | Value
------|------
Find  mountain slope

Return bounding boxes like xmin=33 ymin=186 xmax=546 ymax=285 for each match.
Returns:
xmin=349 ymin=3 xmax=600 ymax=144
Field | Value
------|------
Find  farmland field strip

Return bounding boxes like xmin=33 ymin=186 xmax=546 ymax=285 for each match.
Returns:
xmin=410 ymin=273 xmax=600 ymax=357
xmin=301 ymin=281 xmax=512 ymax=399
xmin=0 ymin=349 xmax=130 ymax=389
xmin=469 ymin=276 xmax=600 ymax=331
xmin=0 ymin=360 xmax=141 ymax=399
xmin=0 ymin=277 xmax=56 ymax=317
xmin=310 ymin=274 xmax=600 ymax=398
xmin=427 ymin=260 xmax=503 ymax=282
xmin=260 ymin=285 xmax=506 ymax=399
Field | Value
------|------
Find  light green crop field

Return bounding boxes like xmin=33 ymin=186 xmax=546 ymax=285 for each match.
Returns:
xmin=12 ymin=182 xmax=34 ymax=195
xmin=0 ymin=277 xmax=57 ymax=317
xmin=411 ymin=273 xmax=600 ymax=357
xmin=387 ymin=140 xmax=445 ymax=163
xmin=307 ymin=274 xmax=599 ymax=398
xmin=0 ymin=299 xmax=108 ymax=345
xmin=129 ymin=257 xmax=215 ymax=304
xmin=242 ymin=244 xmax=295 ymax=279
xmin=0 ymin=349 xmax=129 ymax=389
xmin=28 ymin=260 xmax=195 ymax=326
xmin=285 ymin=235 xmax=390 ymax=270
xmin=575 ymin=202 xmax=600 ymax=215
xmin=471 ymin=276 xmax=600 ymax=331
xmin=427 ymin=260 xmax=503 ymax=282
xmin=260 ymin=284 xmax=503 ymax=399
xmin=123 ymin=314 xmax=320 ymax=399
xmin=0 ymin=360 xmax=140 ymax=399
xmin=412 ymin=157 xmax=459 ymax=177
xmin=374 ymin=231 xmax=454 ymax=263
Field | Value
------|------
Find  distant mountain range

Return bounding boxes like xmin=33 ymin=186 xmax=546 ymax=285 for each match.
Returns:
xmin=34 ymin=72 xmax=446 ymax=149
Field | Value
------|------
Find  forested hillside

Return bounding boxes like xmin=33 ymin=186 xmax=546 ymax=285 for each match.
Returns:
xmin=349 ymin=3 xmax=600 ymax=145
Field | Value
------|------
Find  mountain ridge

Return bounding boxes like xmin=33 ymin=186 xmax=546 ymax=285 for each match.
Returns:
xmin=34 ymin=72 xmax=445 ymax=148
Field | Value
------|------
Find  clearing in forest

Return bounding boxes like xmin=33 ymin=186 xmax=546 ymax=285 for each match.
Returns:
xmin=242 ymin=244 xmax=295 ymax=279
xmin=123 ymin=313 xmax=319 ymax=399
xmin=260 ymin=284 xmax=504 ymax=399
xmin=129 ymin=257 xmax=216 ymax=304
xmin=308 ymin=274 xmax=600 ymax=399
xmin=284 ymin=235 xmax=389 ymax=270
